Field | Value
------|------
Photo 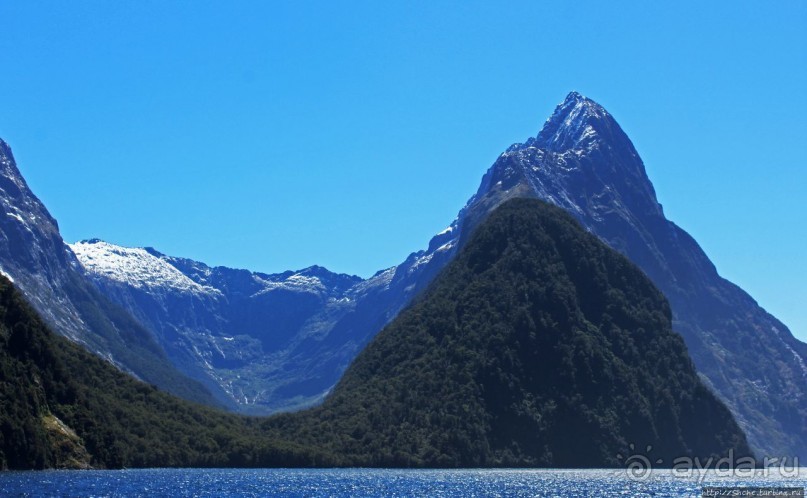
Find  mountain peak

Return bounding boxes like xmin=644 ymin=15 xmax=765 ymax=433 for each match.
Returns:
xmin=562 ymin=90 xmax=588 ymax=104
xmin=0 ymin=137 xmax=10 ymax=157
xmin=533 ymin=91 xmax=613 ymax=152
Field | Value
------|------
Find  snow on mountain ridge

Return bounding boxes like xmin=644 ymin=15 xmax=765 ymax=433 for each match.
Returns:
xmin=534 ymin=91 xmax=610 ymax=152
xmin=251 ymin=273 xmax=328 ymax=296
xmin=70 ymin=240 xmax=222 ymax=296
xmin=72 ymin=239 xmax=363 ymax=298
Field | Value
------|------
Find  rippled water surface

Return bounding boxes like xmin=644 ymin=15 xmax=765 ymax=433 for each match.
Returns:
xmin=0 ymin=468 xmax=804 ymax=497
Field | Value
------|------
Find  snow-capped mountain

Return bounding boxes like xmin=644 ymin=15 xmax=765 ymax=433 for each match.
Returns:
xmin=0 ymin=139 xmax=218 ymax=405
xmin=70 ymin=238 xmax=367 ymax=411
xmin=68 ymin=233 xmax=458 ymax=412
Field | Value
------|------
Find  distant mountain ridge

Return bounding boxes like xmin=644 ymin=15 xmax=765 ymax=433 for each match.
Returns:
xmin=68 ymin=208 xmax=464 ymax=413
xmin=69 ymin=238 xmax=364 ymax=411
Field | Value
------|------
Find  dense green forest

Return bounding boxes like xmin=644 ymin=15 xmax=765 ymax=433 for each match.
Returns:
xmin=265 ymin=199 xmax=751 ymax=466
xmin=0 ymin=199 xmax=750 ymax=469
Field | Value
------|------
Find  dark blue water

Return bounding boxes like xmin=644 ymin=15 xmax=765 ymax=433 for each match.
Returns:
xmin=0 ymin=468 xmax=804 ymax=497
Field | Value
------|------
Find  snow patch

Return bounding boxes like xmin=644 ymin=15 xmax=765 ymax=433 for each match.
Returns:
xmin=6 ymin=212 xmax=26 ymax=224
xmin=436 ymin=240 xmax=456 ymax=253
xmin=251 ymin=272 xmax=326 ymax=297
xmin=409 ymin=252 xmax=433 ymax=273
xmin=0 ymin=266 xmax=14 ymax=283
xmin=69 ymin=240 xmax=222 ymax=297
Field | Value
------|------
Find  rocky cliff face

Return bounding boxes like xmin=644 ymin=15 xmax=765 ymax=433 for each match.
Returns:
xmin=0 ymin=139 xmax=217 ymax=406
xmin=0 ymin=139 xmax=85 ymax=342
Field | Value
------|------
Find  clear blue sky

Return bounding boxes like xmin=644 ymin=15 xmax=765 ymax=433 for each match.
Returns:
xmin=1 ymin=1 xmax=805 ymax=338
